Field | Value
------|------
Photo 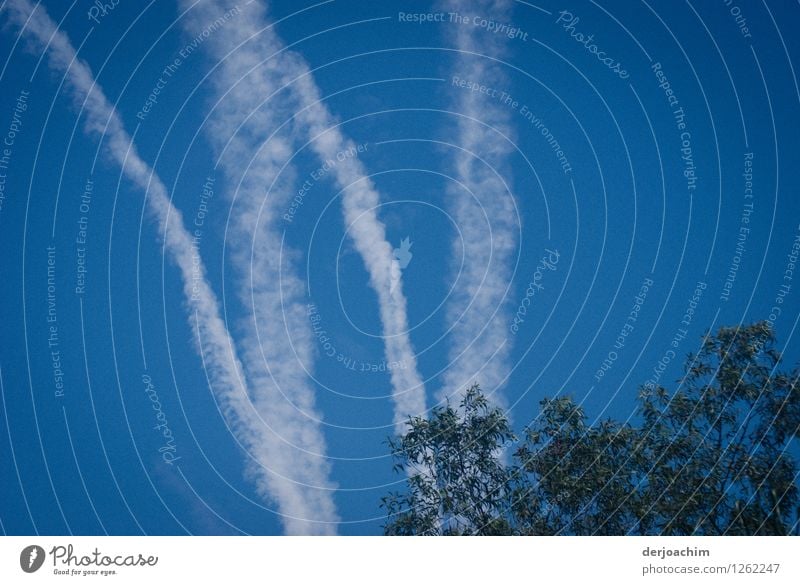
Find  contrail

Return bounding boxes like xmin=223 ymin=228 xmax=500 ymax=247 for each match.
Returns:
xmin=176 ymin=1 xmax=343 ymax=532
xmin=180 ymin=0 xmax=427 ymax=432
xmin=438 ymin=0 xmax=519 ymax=406
xmin=2 ymin=0 xmax=338 ymax=534
xmin=294 ymin=79 xmax=428 ymax=431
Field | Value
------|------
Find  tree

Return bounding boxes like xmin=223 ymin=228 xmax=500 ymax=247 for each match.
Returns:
xmin=382 ymin=322 xmax=800 ymax=535
xmin=635 ymin=321 xmax=800 ymax=535
xmin=381 ymin=385 xmax=516 ymax=535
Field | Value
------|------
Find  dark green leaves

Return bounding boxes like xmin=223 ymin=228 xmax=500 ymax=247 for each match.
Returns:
xmin=382 ymin=322 xmax=800 ymax=535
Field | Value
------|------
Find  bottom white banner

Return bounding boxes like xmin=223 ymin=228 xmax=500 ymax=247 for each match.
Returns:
xmin=1 ymin=536 xmax=797 ymax=584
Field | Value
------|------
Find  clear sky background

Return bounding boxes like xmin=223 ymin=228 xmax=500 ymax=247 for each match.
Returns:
xmin=1 ymin=0 xmax=798 ymax=535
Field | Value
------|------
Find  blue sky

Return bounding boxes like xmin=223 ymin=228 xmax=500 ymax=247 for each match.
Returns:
xmin=0 ymin=0 xmax=799 ymax=535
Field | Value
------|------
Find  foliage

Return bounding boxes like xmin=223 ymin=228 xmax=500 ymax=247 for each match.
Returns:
xmin=382 ymin=385 xmax=516 ymax=535
xmin=382 ymin=322 xmax=800 ymax=535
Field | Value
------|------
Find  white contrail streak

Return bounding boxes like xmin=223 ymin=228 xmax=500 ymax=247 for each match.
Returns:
xmin=295 ymin=81 xmax=428 ymax=431
xmin=176 ymin=1 xmax=343 ymax=533
xmin=438 ymin=0 xmax=519 ymax=406
xmin=180 ymin=0 xmax=427 ymax=432
xmin=2 ymin=0 xmax=338 ymax=534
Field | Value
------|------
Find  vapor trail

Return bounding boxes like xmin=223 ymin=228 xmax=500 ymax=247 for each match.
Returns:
xmin=438 ymin=0 xmax=519 ymax=405
xmin=177 ymin=0 xmax=343 ymax=533
xmin=181 ymin=0 xmax=427 ymax=432
xmin=3 ymin=0 xmax=338 ymax=534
